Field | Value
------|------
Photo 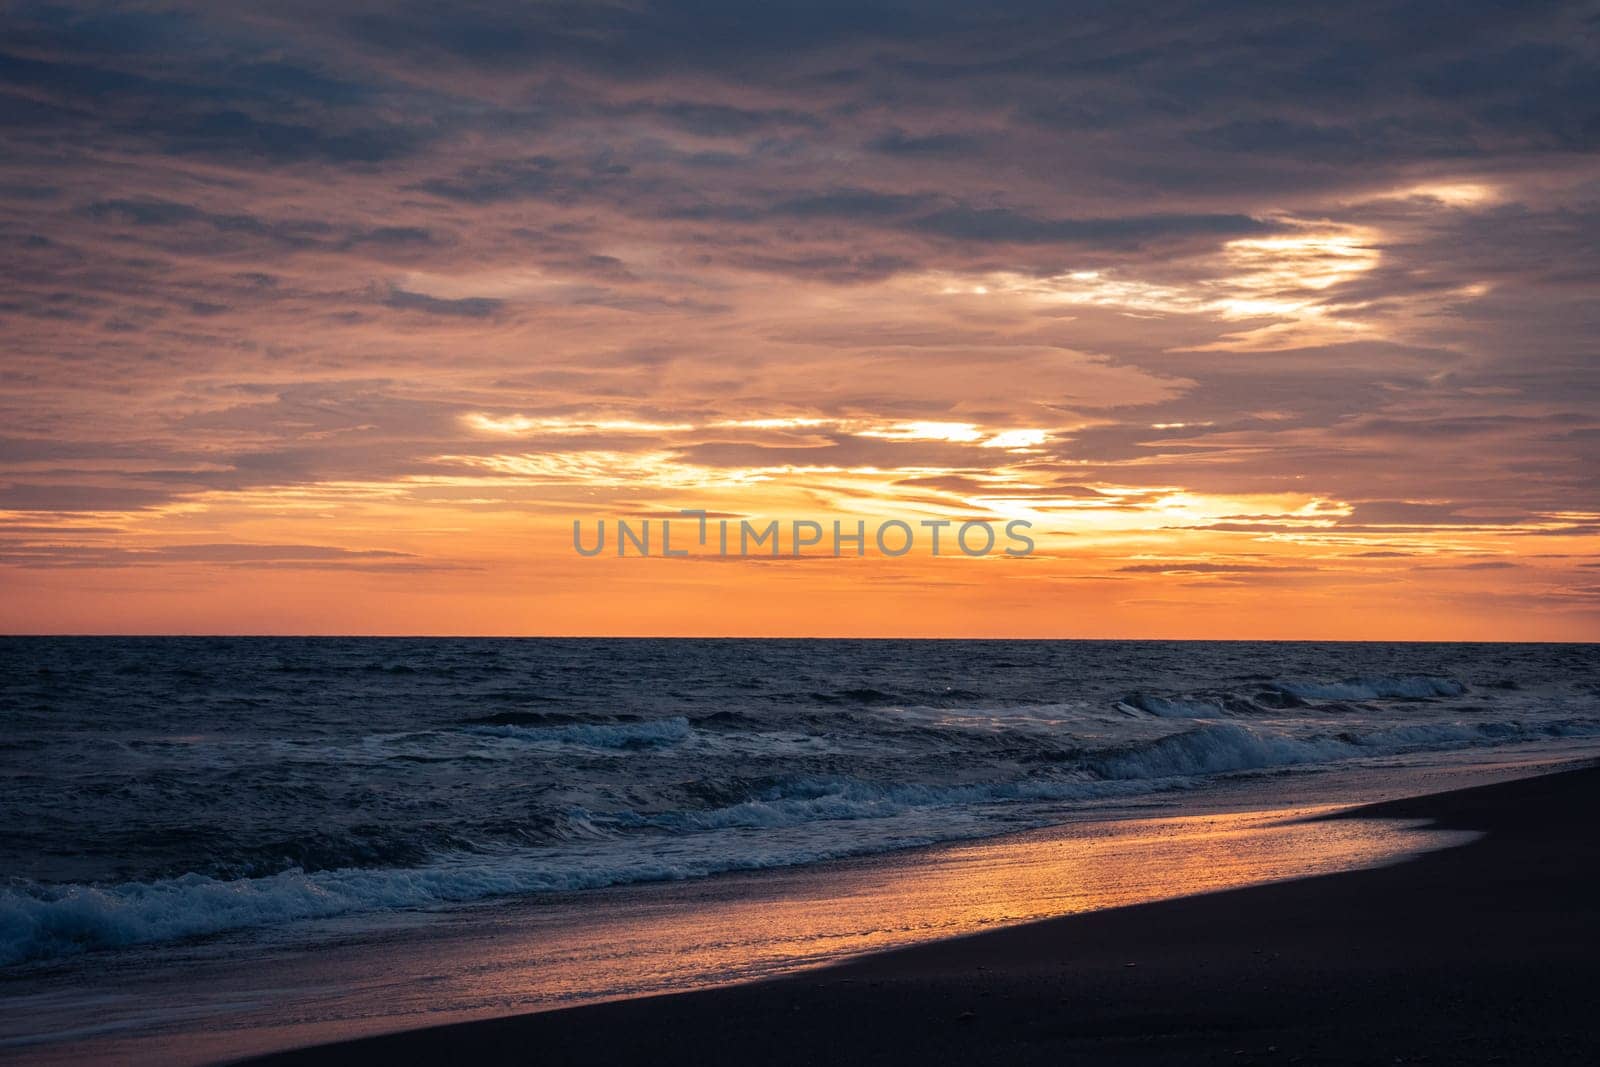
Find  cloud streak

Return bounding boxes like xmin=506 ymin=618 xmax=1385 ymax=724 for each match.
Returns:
xmin=1 ymin=0 xmax=1598 ymax=636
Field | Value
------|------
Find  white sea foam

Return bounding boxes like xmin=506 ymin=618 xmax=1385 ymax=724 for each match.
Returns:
xmin=0 ymin=790 xmax=1105 ymax=966
xmin=7 ymin=639 xmax=1599 ymax=971
xmin=1115 ymin=694 xmax=1233 ymax=718
xmin=6 ymin=710 xmax=1597 ymax=967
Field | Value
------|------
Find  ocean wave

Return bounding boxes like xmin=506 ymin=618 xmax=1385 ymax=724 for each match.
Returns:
xmin=1277 ymin=675 xmax=1466 ymax=701
xmin=8 ymin=640 xmax=1599 ymax=971
xmin=456 ymin=709 xmax=601 ymax=727
xmin=1113 ymin=675 xmax=1466 ymax=719
xmin=618 ymin=776 xmax=1124 ymax=833
xmin=1092 ymin=716 xmax=1599 ymax=780
xmin=463 ymin=717 xmax=693 ymax=749
xmin=10 ymin=711 xmax=1597 ymax=966
xmin=1115 ymin=693 xmax=1235 ymax=718
xmin=0 ymin=857 xmax=615 ymax=967
xmin=0 ymin=774 xmax=1158 ymax=967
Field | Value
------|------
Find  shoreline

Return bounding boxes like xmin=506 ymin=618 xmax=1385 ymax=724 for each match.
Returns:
xmin=4 ymin=751 xmax=1586 ymax=1066
xmin=245 ymin=759 xmax=1600 ymax=1066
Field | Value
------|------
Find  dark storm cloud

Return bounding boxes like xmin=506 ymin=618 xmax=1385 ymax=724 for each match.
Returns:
xmin=1 ymin=0 xmax=1599 ymax=594
xmin=868 ymin=129 xmax=989 ymax=157
xmin=1345 ymin=501 xmax=1522 ymax=526
xmin=327 ymin=0 xmax=957 ymax=75
xmin=80 ymin=199 xmax=446 ymax=256
xmin=145 ymin=109 xmax=423 ymax=164
xmin=412 ymin=156 xmax=632 ymax=204
xmin=911 ymin=207 xmax=1274 ymax=246
xmin=0 ymin=6 xmax=429 ymax=163
xmin=381 ymin=288 xmax=502 ymax=317
xmin=80 ymin=199 xmax=332 ymax=252
xmin=716 ymin=187 xmax=1279 ymax=248
xmin=0 ymin=483 xmax=176 ymax=511
xmin=8 ymin=2 xmax=1596 ymax=188
xmin=647 ymin=101 xmax=823 ymax=137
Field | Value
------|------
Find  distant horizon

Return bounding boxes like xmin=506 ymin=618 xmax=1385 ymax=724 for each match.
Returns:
xmin=5 ymin=632 xmax=1595 ymax=645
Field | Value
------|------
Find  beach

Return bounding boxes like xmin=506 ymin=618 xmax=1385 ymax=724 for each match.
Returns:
xmin=5 ymin=639 xmax=1600 ymax=1065
xmin=250 ymin=762 xmax=1600 ymax=1066
xmin=13 ymin=639 xmax=1595 ymax=975
xmin=7 ymin=3 xmax=1598 ymax=1061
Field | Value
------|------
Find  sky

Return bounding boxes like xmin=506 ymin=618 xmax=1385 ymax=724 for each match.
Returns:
xmin=2 ymin=0 xmax=1599 ymax=638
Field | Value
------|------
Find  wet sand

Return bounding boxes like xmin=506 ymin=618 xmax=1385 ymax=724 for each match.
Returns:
xmin=246 ymin=761 xmax=1599 ymax=1066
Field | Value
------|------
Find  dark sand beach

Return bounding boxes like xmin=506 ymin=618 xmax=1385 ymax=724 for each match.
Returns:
xmin=248 ymin=762 xmax=1599 ymax=1066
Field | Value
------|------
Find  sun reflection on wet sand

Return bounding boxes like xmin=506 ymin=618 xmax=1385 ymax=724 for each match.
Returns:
xmin=458 ymin=808 xmax=1469 ymax=1005
xmin=1 ymin=804 xmax=1476 ymax=1067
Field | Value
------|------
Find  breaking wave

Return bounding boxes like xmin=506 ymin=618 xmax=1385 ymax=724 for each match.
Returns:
xmin=1277 ymin=675 xmax=1467 ymax=701
xmin=5 ymin=637 xmax=1599 ymax=968
xmin=7 ymin=710 xmax=1598 ymax=966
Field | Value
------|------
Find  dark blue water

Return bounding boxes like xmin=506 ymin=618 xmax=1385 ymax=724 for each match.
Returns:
xmin=3 ymin=638 xmax=1598 ymax=967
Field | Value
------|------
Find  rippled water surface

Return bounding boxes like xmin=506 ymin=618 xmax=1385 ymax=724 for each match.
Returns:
xmin=3 ymin=637 xmax=1598 ymax=966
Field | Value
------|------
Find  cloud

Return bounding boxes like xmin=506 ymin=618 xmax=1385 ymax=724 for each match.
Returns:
xmin=0 ymin=540 xmax=457 ymax=571
xmin=150 ymin=109 xmax=423 ymax=163
xmin=381 ymin=287 xmax=503 ymax=317
xmin=0 ymin=484 xmax=176 ymax=512
xmin=912 ymin=208 xmax=1275 ymax=246
xmin=1345 ymin=501 xmax=1518 ymax=526
xmin=412 ymin=156 xmax=627 ymax=204
xmin=1413 ymin=559 xmax=1520 ymax=571
xmin=1116 ymin=562 xmax=1321 ymax=574
xmin=1 ymin=0 xmax=1598 ymax=635
xmin=868 ymin=129 xmax=988 ymax=157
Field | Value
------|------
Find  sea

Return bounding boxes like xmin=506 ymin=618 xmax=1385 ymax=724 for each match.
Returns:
xmin=4 ymin=637 xmax=1599 ymax=978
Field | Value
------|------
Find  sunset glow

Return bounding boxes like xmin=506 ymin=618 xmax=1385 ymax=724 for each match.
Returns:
xmin=2 ymin=3 xmax=1597 ymax=639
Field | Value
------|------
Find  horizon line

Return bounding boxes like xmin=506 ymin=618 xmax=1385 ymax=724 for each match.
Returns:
xmin=3 ymin=633 xmax=1595 ymax=645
